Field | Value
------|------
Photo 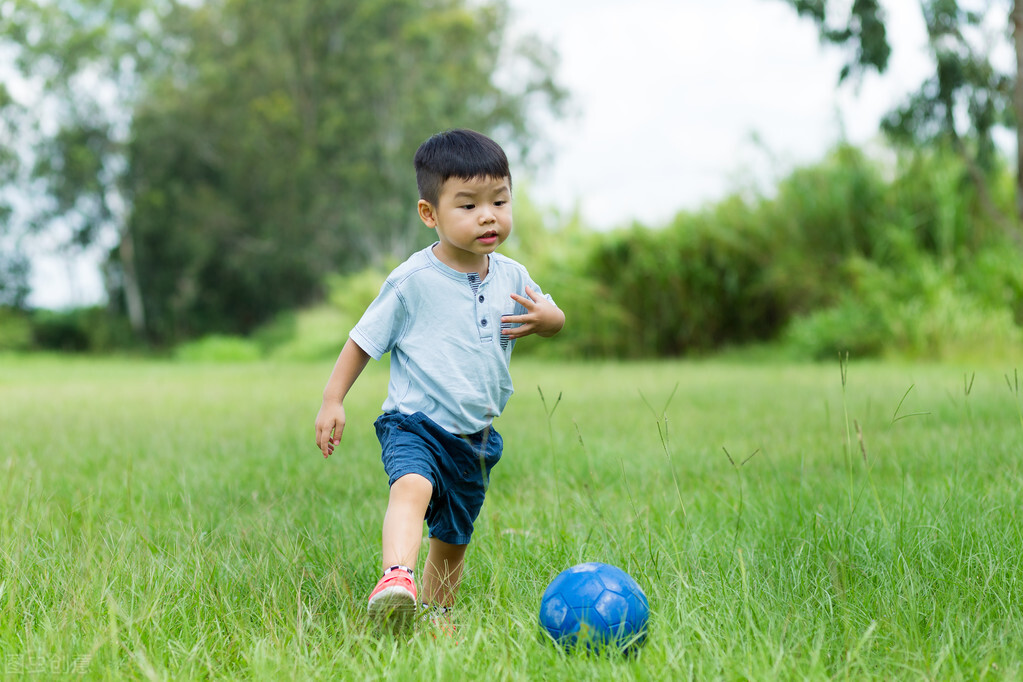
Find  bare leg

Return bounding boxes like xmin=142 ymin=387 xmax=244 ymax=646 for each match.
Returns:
xmin=421 ymin=537 xmax=469 ymax=607
xmin=380 ymin=473 xmax=432 ymax=573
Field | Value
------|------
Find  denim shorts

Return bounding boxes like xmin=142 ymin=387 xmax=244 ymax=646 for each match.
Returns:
xmin=374 ymin=411 xmax=503 ymax=545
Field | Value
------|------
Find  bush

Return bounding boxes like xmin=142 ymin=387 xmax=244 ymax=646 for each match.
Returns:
xmin=174 ymin=335 xmax=263 ymax=362
xmin=962 ymin=245 xmax=1023 ymax=326
xmin=31 ymin=309 xmax=92 ymax=352
xmin=263 ymin=306 xmax=350 ymax=361
xmin=767 ymin=144 xmax=889 ymax=264
xmin=782 ymin=256 xmax=1023 ymax=361
xmin=584 ymin=196 xmax=785 ymax=357
xmin=28 ymin=307 xmax=138 ymax=353
xmin=245 ymin=265 xmax=392 ymax=362
xmin=325 ymin=265 xmax=394 ymax=322
xmin=0 ymin=307 xmax=32 ymax=351
xmin=518 ymin=270 xmax=631 ymax=359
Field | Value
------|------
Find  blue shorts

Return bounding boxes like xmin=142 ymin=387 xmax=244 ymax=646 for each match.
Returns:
xmin=374 ymin=411 xmax=503 ymax=545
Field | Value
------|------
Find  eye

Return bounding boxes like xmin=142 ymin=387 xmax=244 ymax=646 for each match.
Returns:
xmin=461 ymin=204 xmax=475 ymax=210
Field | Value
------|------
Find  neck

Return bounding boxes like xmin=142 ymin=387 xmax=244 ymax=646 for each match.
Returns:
xmin=432 ymin=243 xmax=489 ymax=276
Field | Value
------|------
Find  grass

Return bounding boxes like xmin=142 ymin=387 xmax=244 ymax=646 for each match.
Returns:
xmin=1 ymin=354 xmax=1022 ymax=679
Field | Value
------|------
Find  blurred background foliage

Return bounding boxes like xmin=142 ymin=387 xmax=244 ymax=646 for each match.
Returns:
xmin=1 ymin=0 xmax=1023 ymax=362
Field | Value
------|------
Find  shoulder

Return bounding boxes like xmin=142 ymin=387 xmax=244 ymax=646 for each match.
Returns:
xmin=490 ymin=252 xmax=531 ymax=279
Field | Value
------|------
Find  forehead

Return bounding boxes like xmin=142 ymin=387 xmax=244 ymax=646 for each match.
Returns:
xmin=439 ymin=175 xmax=511 ymax=197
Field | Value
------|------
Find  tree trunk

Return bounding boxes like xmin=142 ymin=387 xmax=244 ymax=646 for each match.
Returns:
xmin=118 ymin=224 xmax=146 ymax=337
xmin=1014 ymin=0 xmax=1023 ymax=223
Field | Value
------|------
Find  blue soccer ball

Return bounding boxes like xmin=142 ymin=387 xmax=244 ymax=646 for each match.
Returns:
xmin=538 ymin=562 xmax=650 ymax=654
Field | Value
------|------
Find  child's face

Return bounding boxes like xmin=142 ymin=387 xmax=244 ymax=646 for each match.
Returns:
xmin=418 ymin=175 xmax=512 ymax=271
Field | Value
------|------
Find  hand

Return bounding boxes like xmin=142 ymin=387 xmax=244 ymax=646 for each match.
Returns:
xmin=501 ymin=286 xmax=565 ymax=339
xmin=314 ymin=401 xmax=346 ymax=458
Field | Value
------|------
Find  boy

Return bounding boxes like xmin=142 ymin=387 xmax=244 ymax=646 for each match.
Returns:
xmin=314 ymin=129 xmax=565 ymax=630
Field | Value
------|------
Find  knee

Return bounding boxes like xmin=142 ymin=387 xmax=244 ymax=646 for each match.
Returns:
xmin=391 ymin=473 xmax=433 ymax=500
xmin=429 ymin=537 xmax=468 ymax=564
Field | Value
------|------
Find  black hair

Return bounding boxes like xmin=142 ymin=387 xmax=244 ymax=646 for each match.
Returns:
xmin=414 ymin=129 xmax=511 ymax=206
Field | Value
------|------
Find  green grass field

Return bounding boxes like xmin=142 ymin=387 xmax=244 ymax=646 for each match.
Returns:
xmin=2 ymin=355 xmax=1022 ymax=680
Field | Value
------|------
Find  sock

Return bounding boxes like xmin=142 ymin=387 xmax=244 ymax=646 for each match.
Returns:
xmin=421 ymin=603 xmax=452 ymax=616
xmin=384 ymin=564 xmax=414 ymax=580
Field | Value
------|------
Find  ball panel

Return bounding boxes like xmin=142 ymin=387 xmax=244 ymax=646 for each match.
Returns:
xmin=559 ymin=574 xmax=606 ymax=609
xmin=594 ymin=564 xmax=632 ymax=593
xmin=539 ymin=593 xmax=571 ymax=633
xmin=593 ymin=590 xmax=630 ymax=630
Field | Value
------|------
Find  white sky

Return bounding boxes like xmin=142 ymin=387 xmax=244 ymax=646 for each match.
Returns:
xmin=505 ymin=0 xmax=934 ymax=228
xmin=28 ymin=0 xmax=937 ymax=308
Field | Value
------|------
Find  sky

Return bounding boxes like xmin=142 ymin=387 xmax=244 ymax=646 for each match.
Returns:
xmin=27 ymin=0 xmax=936 ymax=308
xmin=504 ymin=0 xmax=933 ymax=228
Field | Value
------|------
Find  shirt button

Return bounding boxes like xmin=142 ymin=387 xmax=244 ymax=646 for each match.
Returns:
xmin=478 ymin=295 xmax=485 ymax=303
xmin=480 ymin=319 xmax=488 ymax=326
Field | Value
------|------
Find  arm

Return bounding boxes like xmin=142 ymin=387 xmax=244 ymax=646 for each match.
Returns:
xmin=314 ymin=337 xmax=372 ymax=458
xmin=500 ymin=286 xmax=566 ymax=339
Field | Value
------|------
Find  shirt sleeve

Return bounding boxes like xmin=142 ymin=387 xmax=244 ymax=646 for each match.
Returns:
xmin=349 ymin=280 xmax=409 ymax=361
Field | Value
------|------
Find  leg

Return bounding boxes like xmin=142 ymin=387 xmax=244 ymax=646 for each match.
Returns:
xmin=368 ymin=473 xmax=432 ymax=625
xmin=381 ymin=473 xmax=433 ymax=572
xmin=421 ymin=537 xmax=468 ymax=608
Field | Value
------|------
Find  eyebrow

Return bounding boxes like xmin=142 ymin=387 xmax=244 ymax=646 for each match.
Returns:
xmin=453 ymin=185 xmax=510 ymax=199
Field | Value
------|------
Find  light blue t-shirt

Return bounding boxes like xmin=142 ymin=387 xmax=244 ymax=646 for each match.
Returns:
xmin=349 ymin=244 xmax=555 ymax=435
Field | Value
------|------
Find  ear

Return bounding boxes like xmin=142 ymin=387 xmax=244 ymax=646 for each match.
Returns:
xmin=418 ymin=199 xmax=438 ymax=228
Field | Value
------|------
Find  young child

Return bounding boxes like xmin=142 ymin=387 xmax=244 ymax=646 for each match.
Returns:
xmin=314 ymin=129 xmax=565 ymax=629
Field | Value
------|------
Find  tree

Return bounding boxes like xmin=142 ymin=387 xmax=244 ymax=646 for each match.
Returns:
xmin=0 ymin=0 xmax=172 ymax=330
xmin=0 ymin=76 xmax=30 ymax=309
xmin=779 ymin=0 xmax=1023 ymax=230
xmin=0 ymin=0 xmax=566 ymax=342
xmin=781 ymin=0 xmax=891 ymax=81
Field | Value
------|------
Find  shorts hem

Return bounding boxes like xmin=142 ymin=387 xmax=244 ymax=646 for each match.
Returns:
xmin=387 ymin=469 xmax=436 ymax=490
xmin=428 ymin=530 xmax=473 ymax=545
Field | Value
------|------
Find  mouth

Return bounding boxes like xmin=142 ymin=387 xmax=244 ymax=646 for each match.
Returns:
xmin=477 ymin=231 xmax=499 ymax=242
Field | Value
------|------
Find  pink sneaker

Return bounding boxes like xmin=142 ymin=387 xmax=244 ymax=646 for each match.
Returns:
xmin=421 ymin=604 xmax=460 ymax=644
xmin=367 ymin=566 xmax=417 ymax=626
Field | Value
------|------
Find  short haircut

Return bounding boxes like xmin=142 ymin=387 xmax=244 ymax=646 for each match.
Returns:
xmin=414 ymin=129 xmax=512 ymax=206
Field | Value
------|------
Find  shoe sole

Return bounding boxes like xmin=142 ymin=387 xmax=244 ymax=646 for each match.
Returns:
xmin=367 ymin=586 xmax=416 ymax=630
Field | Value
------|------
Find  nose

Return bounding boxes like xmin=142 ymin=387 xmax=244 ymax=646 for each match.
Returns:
xmin=479 ymin=206 xmax=496 ymax=224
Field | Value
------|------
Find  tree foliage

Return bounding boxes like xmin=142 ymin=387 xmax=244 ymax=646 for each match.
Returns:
xmin=780 ymin=0 xmax=891 ymax=81
xmin=779 ymin=0 xmax=1023 ymax=228
xmin=881 ymin=3 xmax=1013 ymax=174
xmin=0 ymin=0 xmax=566 ymax=342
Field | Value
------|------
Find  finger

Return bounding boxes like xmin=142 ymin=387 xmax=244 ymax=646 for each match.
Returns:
xmin=317 ymin=421 xmax=337 ymax=457
xmin=502 ymin=324 xmax=532 ymax=338
xmin=509 ymin=292 xmax=533 ymax=308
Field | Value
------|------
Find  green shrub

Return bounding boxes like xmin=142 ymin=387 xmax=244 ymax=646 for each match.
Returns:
xmin=27 ymin=307 xmax=138 ymax=353
xmin=516 ymin=270 xmax=631 ymax=359
xmin=326 ymin=265 xmax=393 ymax=318
xmin=783 ymin=256 xmax=1022 ymax=361
xmin=584 ymin=196 xmax=785 ymax=357
xmin=174 ymin=335 xmax=263 ymax=362
xmin=768 ymin=144 xmax=889 ymax=263
xmin=31 ymin=309 xmax=92 ymax=351
xmin=962 ymin=244 xmax=1023 ymax=326
xmin=0 ymin=307 xmax=32 ymax=351
xmin=264 ymin=305 xmax=350 ymax=361
xmin=887 ymin=148 xmax=1007 ymax=256
xmin=247 ymin=265 xmax=391 ymax=362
